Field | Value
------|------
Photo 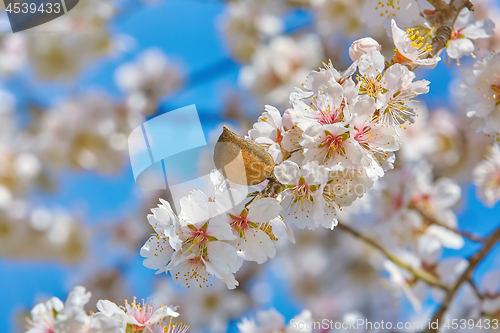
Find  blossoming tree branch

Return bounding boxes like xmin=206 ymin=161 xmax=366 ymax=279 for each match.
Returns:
xmin=18 ymin=0 xmax=500 ymax=331
xmin=135 ymin=0 xmax=500 ymax=331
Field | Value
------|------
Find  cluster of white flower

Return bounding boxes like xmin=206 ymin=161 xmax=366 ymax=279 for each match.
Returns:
xmin=140 ymin=35 xmax=434 ymax=289
xmin=25 ymin=286 xmax=188 ymax=333
xmin=140 ymin=175 xmax=293 ymax=289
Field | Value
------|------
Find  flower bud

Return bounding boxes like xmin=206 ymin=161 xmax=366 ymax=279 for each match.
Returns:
xmin=349 ymin=37 xmax=381 ymax=61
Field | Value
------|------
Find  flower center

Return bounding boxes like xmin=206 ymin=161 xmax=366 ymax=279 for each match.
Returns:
xmin=358 ymin=74 xmax=384 ymax=98
xmin=276 ymin=129 xmax=284 ymax=144
xmin=231 ymin=214 xmax=249 ymax=233
xmin=292 ymin=183 xmax=312 ymax=202
xmin=486 ymin=172 xmax=500 ymax=189
xmin=491 ymin=83 xmax=500 ymax=102
xmin=406 ymin=28 xmax=432 ymax=54
xmin=125 ymin=297 xmax=157 ymax=325
xmin=354 ymin=125 xmax=375 ymax=150
xmin=321 ymin=131 xmax=348 ymax=159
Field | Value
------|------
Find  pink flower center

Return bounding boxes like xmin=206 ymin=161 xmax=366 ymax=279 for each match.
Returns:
xmin=322 ymin=132 xmax=347 ymax=159
xmin=292 ymin=184 xmax=311 ymax=201
xmin=276 ymin=129 xmax=284 ymax=144
xmin=231 ymin=214 xmax=250 ymax=233
xmin=125 ymin=298 xmax=158 ymax=325
xmin=190 ymin=229 xmax=208 ymax=245
xmin=316 ymin=105 xmax=344 ymax=125
xmin=451 ymin=29 xmax=463 ymax=40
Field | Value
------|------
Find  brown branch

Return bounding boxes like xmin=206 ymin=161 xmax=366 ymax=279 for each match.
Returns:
xmin=430 ymin=0 xmax=474 ymax=56
xmin=338 ymin=223 xmax=448 ymax=290
xmin=468 ymin=277 xmax=485 ymax=301
xmin=425 ymin=225 xmax=500 ymax=333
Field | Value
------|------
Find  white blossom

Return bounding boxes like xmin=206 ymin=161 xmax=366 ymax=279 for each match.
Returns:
xmin=473 ymin=143 xmax=500 ymax=207
xmin=446 ymin=8 xmax=495 ymax=60
xmin=460 ymin=53 xmax=500 ymax=134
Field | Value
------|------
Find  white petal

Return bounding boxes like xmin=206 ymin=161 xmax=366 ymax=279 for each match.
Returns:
xmin=247 ymin=198 xmax=282 ymax=223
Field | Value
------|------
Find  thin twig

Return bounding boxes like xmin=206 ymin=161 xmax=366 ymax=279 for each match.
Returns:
xmin=425 ymin=225 xmax=500 ymax=333
xmin=337 ymin=223 xmax=448 ymax=291
xmin=410 ymin=203 xmax=484 ymax=243
xmin=468 ymin=277 xmax=485 ymax=301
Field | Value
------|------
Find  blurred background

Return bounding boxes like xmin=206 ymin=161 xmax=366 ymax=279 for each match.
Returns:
xmin=1 ymin=0 xmax=500 ymax=332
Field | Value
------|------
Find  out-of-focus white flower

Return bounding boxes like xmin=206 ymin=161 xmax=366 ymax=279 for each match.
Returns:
xmin=460 ymin=53 xmax=500 ymax=134
xmin=312 ymin=0 xmax=365 ymax=36
xmin=54 ymin=287 xmax=92 ymax=332
xmin=220 ymin=0 xmax=285 ymax=62
xmin=473 ymin=143 xmax=500 ymax=207
xmin=115 ymin=48 xmax=183 ymax=115
xmin=349 ymin=37 xmax=381 ymax=61
xmin=482 ymin=271 xmax=500 ymax=314
xmin=86 ymin=313 xmax=124 ymax=333
xmin=27 ymin=286 xmax=92 ymax=333
xmin=0 ymin=34 xmax=27 ymax=76
xmin=238 ymin=308 xmax=313 ymax=333
xmin=383 ymin=258 xmax=425 ymax=312
xmin=360 ymin=0 xmax=420 ymax=29
xmin=239 ymin=35 xmax=324 ymax=107
xmin=26 ymin=0 xmax=116 ymax=81
xmin=445 ymin=8 xmax=495 ymax=60
xmin=409 ymin=163 xmax=464 ymax=250
xmin=38 ymin=92 xmax=141 ymax=173
xmin=178 ymin=283 xmax=250 ymax=333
